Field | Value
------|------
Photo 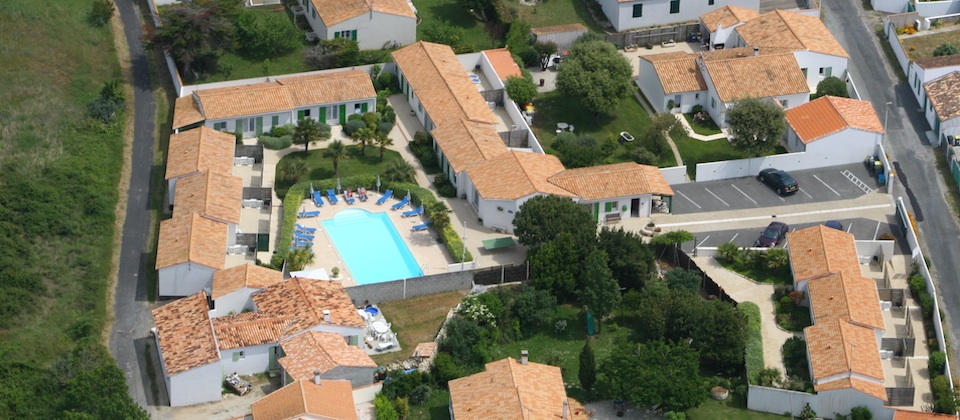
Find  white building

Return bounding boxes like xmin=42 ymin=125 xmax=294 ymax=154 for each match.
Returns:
xmin=210 ymin=263 xmax=283 ymax=316
xmin=152 ymin=292 xmax=223 ymax=407
xmin=278 ymin=331 xmax=377 ymax=388
xmin=784 ymin=96 xmax=884 ymax=161
xmin=172 ymin=170 xmax=243 ymax=248
xmin=164 ymin=127 xmax=236 ymax=208
xmin=599 ymin=0 xmax=758 ymax=33
xmin=700 ymin=5 xmax=759 ymax=50
xmin=156 ymin=213 xmax=227 ymax=297
xmin=213 ymin=311 xmax=293 ymax=376
xmin=299 ymin=0 xmax=416 ymax=50
xmin=924 ymin=70 xmax=960 ymax=144
xmin=172 ymin=70 xmax=377 ymax=136
xmin=251 ymin=378 xmax=358 ymax=420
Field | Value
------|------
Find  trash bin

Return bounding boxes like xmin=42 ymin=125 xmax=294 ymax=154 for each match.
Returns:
xmin=539 ymin=78 xmax=545 ymax=87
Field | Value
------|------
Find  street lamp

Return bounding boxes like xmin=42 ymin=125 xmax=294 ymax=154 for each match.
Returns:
xmin=883 ymin=101 xmax=893 ymax=144
xmin=461 ymin=221 xmax=467 ymax=271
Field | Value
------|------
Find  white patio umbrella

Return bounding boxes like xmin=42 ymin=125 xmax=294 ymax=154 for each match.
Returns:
xmin=336 ymin=178 xmax=342 ymax=194
xmin=376 ymin=175 xmax=381 ymax=194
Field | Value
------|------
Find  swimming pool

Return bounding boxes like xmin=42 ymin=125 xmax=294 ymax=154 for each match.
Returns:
xmin=322 ymin=209 xmax=423 ymax=285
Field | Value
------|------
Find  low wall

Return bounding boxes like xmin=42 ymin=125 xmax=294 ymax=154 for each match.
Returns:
xmin=874 ymin=0 xmax=909 ymax=13
xmin=660 ymin=166 xmax=688 ymax=185
xmin=344 ymin=271 xmax=473 ymax=305
xmin=915 ymin=0 xmax=960 ymax=17
xmin=884 ymin=16 xmax=913 ymax=75
xmin=747 ymin=386 xmax=819 ymax=418
xmin=352 ymin=382 xmax=383 ymax=404
xmin=606 ymin=24 xmax=701 ymax=47
xmin=693 ymin=150 xmax=865 ymax=182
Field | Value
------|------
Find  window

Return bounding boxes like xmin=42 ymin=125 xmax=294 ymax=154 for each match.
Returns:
xmin=818 ymin=67 xmax=825 ymax=75
xmin=801 ymin=68 xmax=808 ymax=78
xmin=695 ymin=93 xmax=699 ymax=100
xmin=311 ymin=9 xmax=316 ymax=19
xmin=670 ymin=0 xmax=680 ymax=13
xmin=355 ymin=103 xmax=362 ymax=114
xmin=709 ymin=0 xmax=714 ymax=5
xmin=272 ymin=115 xmax=279 ymax=127
xmin=214 ymin=122 xmax=226 ymax=131
xmin=780 ymin=99 xmax=788 ymax=108
xmin=233 ymin=351 xmax=245 ymax=361
xmin=632 ymin=4 xmax=643 ymax=17
xmin=711 ymin=97 xmax=716 ymax=109
xmin=819 ymin=67 xmax=832 ymax=77
xmin=248 ymin=118 xmax=255 ymax=132
xmin=337 ymin=30 xmax=353 ymax=39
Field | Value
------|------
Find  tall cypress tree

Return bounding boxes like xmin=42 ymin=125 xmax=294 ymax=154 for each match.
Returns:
xmin=579 ymin=340 xmax=596 ymax=393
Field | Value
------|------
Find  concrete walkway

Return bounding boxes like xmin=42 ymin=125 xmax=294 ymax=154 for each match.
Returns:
xmin=673 ymin=112 xmax=729 ymax=141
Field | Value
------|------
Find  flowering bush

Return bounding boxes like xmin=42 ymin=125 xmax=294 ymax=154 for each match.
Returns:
xmin=692 ymin=111 xmax=710 ymax=125
xmin=897 ymin=26 xmax=917 ymax=35
xmin=456 ymin=294 xmax=497 ymax=327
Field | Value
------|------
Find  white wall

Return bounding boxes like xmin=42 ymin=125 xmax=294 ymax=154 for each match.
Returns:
xmin=211 ymin=288 xmax=258 ymax=317
xmin=885 ymin=21 xmax=911 ymax=75
xmin=602 ymin=0 xmax=759 ymax=32
xmin=220 ymin=343 xmax=277 ymax=377
xmin=873 ymin=0 xmax=908 ymax=13
xmin=168 ymin=362 xmax=223 ymax=407
xmin=168 ymin=178 xmax=179 ymax=207
xmin=532 ymin=30 xmax=587 ymax=51
xmin=915 ymin=0 xmax=960 ymax=16
xmin=794 ymin=51 xmax=848 ymax=88
xmin=694 ymin=148 xmax=866 ymax=182
xmin=637 ymin=60 xmax=668 ymax=112
xmin=353 ymin=382 xmax=383 ymax=404
xmin=328 ymin=13 xmax=417 ymax=50
xmin=478 ymin=52 xmax=505 ymax=89
xmin=478 ymin=198 xmax=520 ymax=233
xmin=855 ymin=240 xmax=896 ymax=262
xmin=747 ymin=386 xmax=893 ymax=420
xmin=660 ymin=166 xmax=689 ymax=184
xmin=804 ymin=129 xmax=881 ymax=161
xmin=159 ymin=263 xmax=217 ymax=297
xmin=708 ymin=23 xmax=742 ymax=49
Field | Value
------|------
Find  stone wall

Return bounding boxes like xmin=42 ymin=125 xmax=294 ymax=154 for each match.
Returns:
xmin=345 ymin=271 xmax=473 ymax=305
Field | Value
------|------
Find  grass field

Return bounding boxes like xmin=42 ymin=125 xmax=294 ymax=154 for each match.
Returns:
xmin=902 ymin=28 xmax=960 ymax=60
xmin=274 ymin=142 xmax=406 ymax=197
xmin=371 ymin=291 xmax=467 ymax=365
xmin=687 ymin=394 xmax=791 ymax=420
xmin=413 ymin=0 xmax=501 ymax=50
xmin=673 ymin=135 xmax=751 ymax=179
xmin=512 ymin=0 xmax=603 ymax=32
xmin=682 ymin=113 xmax=723 ymax=136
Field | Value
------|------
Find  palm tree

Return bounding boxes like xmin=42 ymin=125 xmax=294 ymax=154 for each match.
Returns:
xmin=384 ymin=159 xmax=415 ymax=183
xmin=375 ymin=132 xmax=394 ymax=162
xmin=324 ymin=140 xmax=348 ymax=178
xmin=765 ymin=247 xmax=789 ymax=271
xmin=293 ymin=118 xmax=329 ymax=153
xmin=425 ymin=201 xmax=451 ymax=232
xmin=288 ymin=246 xmax=315 ymax=271
xmin=280 ymin=158 xmax=308 ymax=184
xmin=351 ymin=127 xmax=375 ymax=155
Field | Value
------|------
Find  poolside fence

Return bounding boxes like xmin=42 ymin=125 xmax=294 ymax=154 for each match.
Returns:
xmin=345 ymin=270 xmax=473 ymax=306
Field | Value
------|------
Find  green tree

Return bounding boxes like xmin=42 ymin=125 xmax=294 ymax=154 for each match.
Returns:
xmin=764 ymin=247 xmax=789 ymax=270
xmin=579 ymin=340 xmax=597 ymax=393
xmin=287 ymin=246 xmax=315 ymax=271
xmin=933 ymin=375 xmax=958 ymax=414
xmin=324 ymin=140 xmax=348 ymax=178
xmin=930 ymin=351 xmax=947 ymax=376
xmin=351 ymin=127 xmax=376 ymax=156
xmin=528 ymin=232 xmax=581 ymax=299
xmin=578 ymin=249 xmax=621 ymax=332
xmin=374 ymin=393 xmax=399 ymax=420
xmin=383 ymin=159 xmax=415 ymax=183
xmin=513 ymin=195 xmax=596 ymax=249
xmin=425 ymin=201 xmax=451 ymax=232
xmin=533 ymin=41 xmax=559 ymax=69
xmin=599 ymin=339 xmax=707 ymax=411
xmin=280 ymin=157 xmax=308 ymax=184
xmin=556 ymin=41 xmax=633 ymax=119
xmin=598 ymin=227 xmax=655 ymax=290
xmin=421 ymin=20 xmax=467 ymax=49
xmin=716 ymin=241 xmax=740 ymax=263
xmin=293 ymin=118 xmax=329 ymax=153
xmin=850 ymin=406 xmax=873 ymax=420
xmin=726 ymin=98 xmax=786 ymax=157
xmin=650 ymin=230 xmax=694 ymax=264
xmin=146 ymin=5 xmax=234 ymax=78
xmin=87 ymin=0 xmax=114 ymax=27
xmin=510 ymin=285 xmax=557 ymax=334
xmin=813 ymin=76 xmax=849 ymax=99
xmin=375 ymin=131 xmax=394 ymax=162
xmin=431 ymin=352 xmax=463 ymax=388
xmin=556 ymin=133 xmax=606 ymax=168
xmin=505 ymin=76 xmax=538 ymax=106
xmin=665 ymin=268 xmax=701 ymax=293
xmin=933 ymin=43 xmax=960 ymax=57
xmin=233 ymin=9 xmax=300 ymax=60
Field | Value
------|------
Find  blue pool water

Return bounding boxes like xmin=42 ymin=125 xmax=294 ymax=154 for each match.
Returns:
xmin=322 ymin=209 xmax=423 ymax=285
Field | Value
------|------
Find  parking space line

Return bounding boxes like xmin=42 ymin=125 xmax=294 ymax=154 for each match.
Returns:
xmin=677 ymin=191 xmax=701 ymax=209
xmin=813 ymin=174 xmax=841 ymax=196
xmin=731 ymin=185 xmax=757 ymax=205
xmin=697 ymin=235 xmax=711 ymax=247
xmin=704 ymin=188 xmax=729 ymax=206
xmin=846 ymin=223 xmax=853 ymax=233
xmin=873 ymin=221 xmax=881 ymax=240
xmin=657 ymin=204 xmax=890 ymax=228
xmin=730 ymin=233 xmax=739 ymax=243
xmin=799 ymin=188 xmax=813 ymax=199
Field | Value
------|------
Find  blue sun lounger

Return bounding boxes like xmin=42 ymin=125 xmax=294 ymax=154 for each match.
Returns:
xmin=411 ymin=220 xmax=431 ymax=232
xmin=298 ymin=210 xmax=320 ymax=218
xmin=402 ymin=205 xmax=423 ymax=218
xmin=326 ymin=189 xmax=339 ymax=205
xmin=312 ymin=190 xmax=324 ymax=207
xmin=344 ymin=192 xmax=355 ymax=205
xmin=376 ymin=189 xmax=393 ymax=205
xmin=295 ymin=224 xmax=317 ymax=234
xmin=295 ymin=238 xmax=312 ymax=246
xmin=391 ymin=195 xmax=410 ymax=210
xmin=293 ymin=231 xmax=315 ymax=241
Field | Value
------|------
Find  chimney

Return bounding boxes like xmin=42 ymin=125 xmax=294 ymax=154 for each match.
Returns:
xmin=562 ymin=400 xmax=569 ymax=420
xmin=521 ymin=350 xmax=529 ymax=365
xmin=313 ymin=370 xmax=321 ymax=386
xmin=323 ymin=309 xmax=331 ymax=323
xmin=753 ymin=46 xmax=760 ymax=56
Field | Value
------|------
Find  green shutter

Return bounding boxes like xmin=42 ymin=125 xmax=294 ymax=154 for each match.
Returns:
xmin=334 ymin=31 xmax=340 ymax=39
xmin=593 ymin=203 xmax=600 ymax=221
xmin=232 ymin=352 xmax=240 ymax=362
xmin=255 ymin=117 xmax=263 ymax=135
xmin=605 ymin=202 xmax=613 ymax=212
xmin=297 ymin=110 xmax=305 ymax=121
xmin=351 ymin=30 xmax=357 ymax=41
xmin=339 ymin=104 xmax=347 ymax=125
xmin=319 ymin=106 xmax=327 ymax=124
xmin=361 ymin=102 xmax=368 ymax=113
xmin=271 ymin=115 xmax=279 ymax=127
xmin=236 ymin=119 xmax=243 ymax=132
xmin=825 ymin=67 xmax=832 ymax=77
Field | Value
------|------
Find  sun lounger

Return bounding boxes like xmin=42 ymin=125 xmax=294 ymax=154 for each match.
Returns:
xmin=295 ymin=238 xmax=312 ymax=247
xmin=402 ymin=205 xmax=423 ymax=218
xmin=376 ymin=189 xmax=393 ymax=205
xmin=293 ymin=231 xmax=315 ymax=240
xmin=411 ymin=220 xmax=431 ymax=231
xmin=312 ymin=190 xmax=324 ymax=207
xmin=344 ymin=191 xmax=355 ymax=205
xmin=295 ymin=224 xmax=317 ymax=234
xmin=391 ymin=195 xmax=410 ymax=210
xmin=358 ymin=188 xmax=369 ymax=202
xmin=298 ymin=210 xmax=320 ymax=218
xmin=326 ymin=189 xmax=339 ymax=205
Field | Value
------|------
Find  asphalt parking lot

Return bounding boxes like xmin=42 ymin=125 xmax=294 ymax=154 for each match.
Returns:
xmin=670 ymin=163 xmax=882 ymax=215
xmin=682 ymin=217 xmax=896 ymax=249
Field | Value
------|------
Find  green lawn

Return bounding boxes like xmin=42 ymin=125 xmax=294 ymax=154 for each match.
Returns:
xmin=687 ymin=394 xmax=790 ymax=420
xmin=274 ymin=142 xmax=405 ymax=197
xmin=902 ymin=28 xmax=960 ymax=60
xmin=673 ymin=134 xmax=750 ymax=179
xmin=513 ymin=0 xmax=604 ymax=33
xmin=371 ymin=291 xmax=467 ymax=366
xmin=532 ymin=90 xmax=677 ymax=167
xmin=682 ymin=113 xmax=723 ymax=136
xmin=413 ymin=0 xmax=500 ymax=50
xmin=408 ymin=388 xmax=452 ymax=420
xmin=715 ymin=257 xmax=793 ymax=286
xmin=773 ymin=291 xmax=812 ymax=332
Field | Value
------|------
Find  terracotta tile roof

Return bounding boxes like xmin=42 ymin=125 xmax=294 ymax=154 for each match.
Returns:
xmin=278 ymin=331 xmax=377 ymax=381
xmin=807 ymin=272 xmax=884 ymax=330
xmin=251 ymin=378 xmax=357 ymax=420
xmin=449 ymin=357 xmax=569 ymax=419
xmin=252 ymin=277 xmax=365 ymax=335
xmin=431 ymin=119 xmax=509 ymax=173
xmin=309 ymin=0 xmax=413 ymax=27
xmin=413 ymin=342 xmax=436 ymax=358
xmin=152 ymin=292 xmax=219 ymax=376
xmin=785 ymin=96 xmax=884 ymax=144
xmin=703 ymin=52 xmax=810 ymax=102
xmin=212 ymin=312 xmax=295 ymax=350
xmin=914 ymin=54 xmax=960 ymax=69
xmin=173 ymin=95 xmax=205 ymax=129
xmin=531 ymin=23 xmax=589 ymax=36
xmin=156 ymin=213 xmax=228 ymax=270
xmin=165 ymin=127 xmax=236 ymax=180
xmin=735 ymin=10 xmax=848 ymax=58
xmin=924 ymin=71 xmax=960 ymax=122
xmin=173 ymin=171 xmax=243 ymax=224
xmin=466 ymin=151 xmax=571 ymax=200
xmin=786 ymin=225 xmax=861 ymax=283
xmin=643 ymin=52 xmax=706 ymax=94
xmin=805 ymin=318 xmax=884 ymax=383
xmin=392 ymin=42 xmax=499 ymax=127
xmin=548 ymin=162 xmax=674 ymax=201
xmin=701 ymin=6 xmax=761 ymax=33
xmin=815 ymin=376 xmax=888 ymax=402
xmin=212 ymin=264 xmax=283 ymax=300
xmin=275 ymin=70 xmax=377 ymax=107
xmin=483 ymin=48 xmax=523 ymax=82
xmin=893 ymin=409 xmax=959 ymax=420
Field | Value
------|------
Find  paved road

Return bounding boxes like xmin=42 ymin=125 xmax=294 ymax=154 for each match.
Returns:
xmin=824 ymin=0 xmax=960 ymax=363
xmin=109 ymin=0 xmax=163 ymax=411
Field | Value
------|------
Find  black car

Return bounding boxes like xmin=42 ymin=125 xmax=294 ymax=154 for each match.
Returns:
xmin=824 ymin=220 xmax=843 ymax=231
xmin=755 ymin=221 xmax=790 ymax=247
xmin=757 ymin=168 xmax=799 ymax=195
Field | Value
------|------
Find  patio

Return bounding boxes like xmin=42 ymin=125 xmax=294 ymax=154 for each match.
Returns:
xmin=357 ymin=305 xmax=401 ymax=355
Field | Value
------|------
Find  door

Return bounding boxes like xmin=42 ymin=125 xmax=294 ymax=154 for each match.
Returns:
xmin=631 ymin=198 xmax=640 ymax=217
xmin=674 ymin=95 xmax=681 ymax=108
xmin=255 ymin=116 xmax=263 ymax=136
xmin=297 ymin=110 xmax=305 ymax=121
xmin=319 ymin=106 xmax=327 ymax=124
xmin=361 ymin=102 xmax=368 ymax=113
xmin=593 ymin=203 xmax=599 ymax=222
xmin=339 ymin=104 xmax=347 ymax=125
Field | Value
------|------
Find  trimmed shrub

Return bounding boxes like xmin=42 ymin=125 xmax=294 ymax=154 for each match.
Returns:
xmin=257 ymin=134 xmax=293 ymax=150
xmin=374 ymin=394 xmax=399 ymax=420
xmin=433 ymin=173 xmax=457 ymax=198
xmin=431 ymin=352 xmax=462 ymax=388
xmin=269 ymin=124 xmax=296 ymax=137
xmin=377 ymin=121 xmax=394 ymax=135
xmin=381 ymin=106 xmax=396 ymax=123
xmin=409 ymin=383 xmax=432 ymax=405
xmin=741 ymin=302 xmax=763 ymax=384
xmin=932 ymin=375 xmax=957 ymax=414
xmin=87 ymin=0 xmax=114 ymax=27
xmin=343 ymin=119 xmax=367 ymax=136
xmin=929 ymin=351 xmax=946 ymax=376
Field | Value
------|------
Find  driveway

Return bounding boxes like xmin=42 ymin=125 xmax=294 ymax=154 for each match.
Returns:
xmin=687 ymin=216 xmax=900 ymax=248
xmin=823 ymin=0 xmax=960 ymax=367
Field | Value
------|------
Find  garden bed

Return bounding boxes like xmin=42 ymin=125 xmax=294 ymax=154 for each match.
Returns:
xmin=682 ymin=112 xmax=722 ymax=136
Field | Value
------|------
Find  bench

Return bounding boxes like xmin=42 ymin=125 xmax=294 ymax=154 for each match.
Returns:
xmin=604 ymin=213 xmax=622 ymax=223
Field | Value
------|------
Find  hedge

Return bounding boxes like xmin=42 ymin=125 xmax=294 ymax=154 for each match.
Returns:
xmin=741 ymin=302 xmax=764 ymax=385
xmin=276 ymin=178 xmax=473 ymax=267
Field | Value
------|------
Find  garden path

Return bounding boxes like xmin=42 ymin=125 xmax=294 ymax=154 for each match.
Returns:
xmin=673 ymin=112 xmax=729 ymax=141
xmin=633 ymin=90 xmax=684 ymax=166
